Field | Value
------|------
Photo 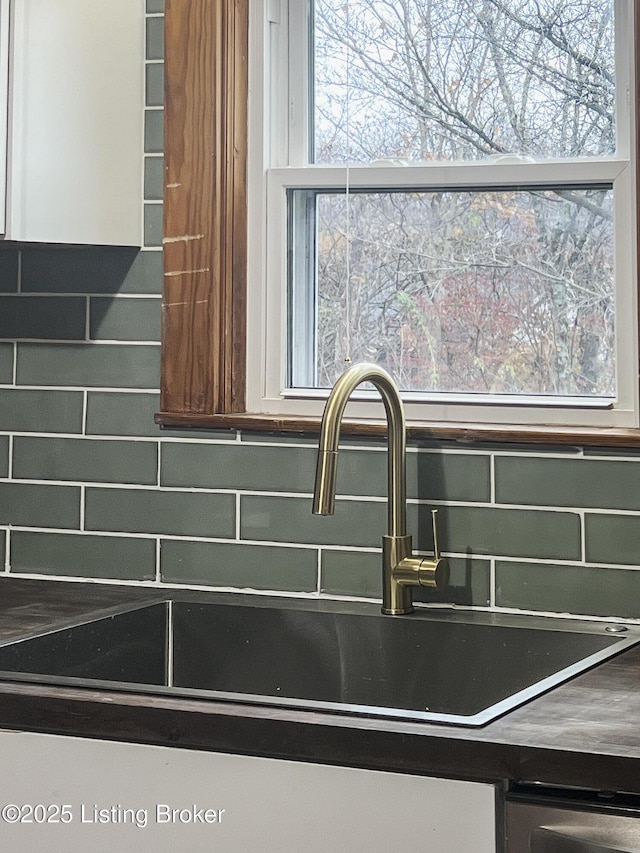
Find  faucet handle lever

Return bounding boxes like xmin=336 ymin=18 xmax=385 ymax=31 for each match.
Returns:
xmin=431 ymin=509 xmax=440 ymax=560
xmin=383 ymin=508 xmax=449 ymax=611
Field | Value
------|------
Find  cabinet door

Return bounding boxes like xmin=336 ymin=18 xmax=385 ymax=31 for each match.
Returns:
xmin=6 ymin=0 xmax=143 ymax=245
xmin=0 ymin=729 xmax=496 ymax=852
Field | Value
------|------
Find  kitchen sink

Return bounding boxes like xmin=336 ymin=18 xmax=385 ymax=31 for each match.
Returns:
xmin=0 ymin=598 xmax=636 ymax=726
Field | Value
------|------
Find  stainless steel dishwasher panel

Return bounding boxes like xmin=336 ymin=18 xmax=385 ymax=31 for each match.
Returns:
xmin=506 ymin=791 xmax=640 ymax=852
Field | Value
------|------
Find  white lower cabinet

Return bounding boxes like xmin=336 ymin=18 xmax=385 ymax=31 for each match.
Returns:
xmin=0 ymin=730 xmax=496 ymax=852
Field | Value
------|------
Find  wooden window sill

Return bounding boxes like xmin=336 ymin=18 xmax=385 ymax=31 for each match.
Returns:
xmin=154 ymin=411 xmax=640 ymax=448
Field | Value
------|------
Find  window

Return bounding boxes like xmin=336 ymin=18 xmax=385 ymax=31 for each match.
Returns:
xmin=159 ymin=0 xmax=640 ymax=441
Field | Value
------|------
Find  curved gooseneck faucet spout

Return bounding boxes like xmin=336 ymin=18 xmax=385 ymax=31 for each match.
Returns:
xmin=312 ymin=363 xmax=407 ymax=538
xmin=312 ymin=363 xmax=448 ymax=615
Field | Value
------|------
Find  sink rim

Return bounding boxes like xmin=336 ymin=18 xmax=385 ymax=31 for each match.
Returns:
xmin=0 ymin=596 xmax=637 ymax=728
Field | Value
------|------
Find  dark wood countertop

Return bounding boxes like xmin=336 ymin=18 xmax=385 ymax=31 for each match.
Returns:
xmin=0 ymin=577 xmax=638 ymax=794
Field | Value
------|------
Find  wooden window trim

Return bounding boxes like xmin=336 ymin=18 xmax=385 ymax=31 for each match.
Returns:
xmin=160 ymin=0 xmax=247 ymax=416
xmin=157 ymin=0 xmax=640 ymax=449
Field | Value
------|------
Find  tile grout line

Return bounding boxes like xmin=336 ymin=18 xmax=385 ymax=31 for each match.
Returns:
xmin=155 ymin=537 xmax=161 ymax=583
xmin=0 ymin=521 xmax=601 ymax=565
xmin=79 ymin=486 xmax=85 ymax=532
xmin=0 ymin=339 xmax=160 ymax=346
xmin=2 ymin=430 xmax=237 ymax=444
xmin=0 ymin=293 xmax=101 ymax=299
xmin=1 ymin=433 xmax=163 ymax=444
xmin=6 ymin=521 xmax=640 ymax=572
xmin=81 ymin=391 xmax=88 ymax=436
xmin=84 ymin=296 xmax=91 ymax=342
xmin=7 ymin=472 xmax=640 ymax=518
xmin=489 ymin=558 xmax=496 ymax=609
xmin=166 ymin=599 xmax=174 ymax=685
xmin=490 ymin=452 xmax=496 ymax=504
xmin=0 ymin=386 xmax=161 ymax=395
xmin=580 ymin=509 xmax=587 ymax=563
xmin=5 ymin=294 xmax=162 ymax=300
xmin=3 ymin=528 xmax=10 ymax=572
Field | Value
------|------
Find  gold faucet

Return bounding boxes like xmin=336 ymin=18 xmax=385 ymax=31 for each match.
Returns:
xmin=312 ymin=363 xmax=449 ymax=615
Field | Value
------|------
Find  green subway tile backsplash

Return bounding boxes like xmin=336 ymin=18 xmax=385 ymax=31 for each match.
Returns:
xmin=144 ymin=204 xmax=163 ymax=246
xmin=90 ymin=297 xmax=161 ymax=341
xmin=0 ymin=435 xmax=8 ymax=477
xmin=320 ymin=550 xmax=490 ymax=606
xmin=120 ymin=250 xmax=163 ymax=295
xmin=0 ymin=251 xmax=19 ymax=292
xmin=86 ymin=392 xmax=160 ymax=436
xmin=21 ymin=247 xmax=142 ymax=294
xmin=11 ymin=531 xmax=156 ymax=581
xmin=585 ymin=514 xmax=640 ymax=566
xmin=409 ymin=451 xmax=490 ymax=502
xmin=241 ymin=495 xmax=386 ymax=548
xmin=414 ymin=556 xmax=491 ymax=607
xmin=320 ymin=550 xmax=381 ymax=598
xmin=17 ymin=343 xmax=160 ymax=388
xmin=333 ymin=448 xmax=386 ymax=497
xmin=144 ymin=157 xmax=164 ymax=200
xmin=496 ymin=561 xmax=640 ymax=620
xmin=144 ymin=110 xmax=164 ymax=154
xmin=0 ymin=389 xmax=83 ymax=433
xmin=161 ymin=539 xmax=317 ymax=592
xmin=413 ymin=504 xmax=582 ymax=561
xmin=239 ymin=432 xmax=317 ymax=445
xmin=496 ymin=455 xmax=640 ymax=511
xmin=19 ymin=246 xmax=164 ymax=296
xmin=13 ymin=437 xmax=158 ymax=485
xmin=332 ymin=446 xmax=481 ymax=499
xmin=146 ymin=16 xmax=164 ymax=59
xmin=0 ymin=343 xmax=12 ymax=382
xmin=162 ymin=443 xmax=490 ymax=502
xmin=162 ymin=442 xmax=317 ymax=492
xmin=85 ymin=488 xmax=235 ymax=538
xmin=160 ymin=426 xmax=238 ymax=440
xmin=0 ymin=296 xmax=86 ymax=340
xmin=146 ymin=63 xmax=164 ymax=107
xmin=0 ymin=483 xmax=80 ymax=528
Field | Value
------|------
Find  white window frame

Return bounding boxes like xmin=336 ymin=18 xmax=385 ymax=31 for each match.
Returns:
xmin=246 ymin=0 xmax=638 ymax=429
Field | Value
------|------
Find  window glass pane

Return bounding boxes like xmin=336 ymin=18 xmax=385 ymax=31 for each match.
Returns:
xmin=313 ymin=0 xmax=615 ymax=163
xmin=289 ymin=188 xmax=615 ymax=398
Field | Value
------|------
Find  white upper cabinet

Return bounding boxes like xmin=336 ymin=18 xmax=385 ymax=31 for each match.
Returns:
xmin=1 ymin=0 xmax=143 ymax=245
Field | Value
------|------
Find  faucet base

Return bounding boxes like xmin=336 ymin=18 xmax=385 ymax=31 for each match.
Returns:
xmin=382 ymin=534 xmax=450 ymax=615
xmin=382 ymin=535 xmax=415 ymax=615
xmin=381 ymin=603 xmax=414 ymax=616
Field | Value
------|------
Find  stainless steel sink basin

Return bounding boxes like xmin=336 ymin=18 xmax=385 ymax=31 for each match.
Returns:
xmin=0 ymin=599 xmax=636 ymax=726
